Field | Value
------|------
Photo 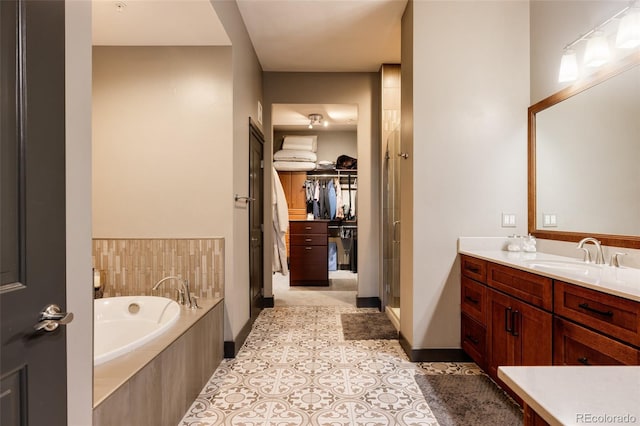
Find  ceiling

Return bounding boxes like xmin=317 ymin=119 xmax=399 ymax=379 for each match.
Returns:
xmin=92 ymin=0 xmax=230 ymax=46
xmin=236 ymin=0 xmax=407 ymax=72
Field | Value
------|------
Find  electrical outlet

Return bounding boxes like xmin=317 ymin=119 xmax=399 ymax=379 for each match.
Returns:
xmin=501 ymin=213 xmax=516 ymax=228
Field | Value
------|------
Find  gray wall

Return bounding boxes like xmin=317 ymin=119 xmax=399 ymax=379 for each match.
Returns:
xmin=263 ymin=72 xmax=380 ymax=299
xmin=409 ymin=1 xmax=530 ymax=350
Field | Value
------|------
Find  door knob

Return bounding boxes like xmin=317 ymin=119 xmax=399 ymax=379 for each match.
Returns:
xmin=34 ymin=304 xmax=74 ymax=332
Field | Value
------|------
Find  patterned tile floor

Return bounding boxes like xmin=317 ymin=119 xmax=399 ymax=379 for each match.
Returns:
xmin=179 ymin=306 xmax=482 ymax=425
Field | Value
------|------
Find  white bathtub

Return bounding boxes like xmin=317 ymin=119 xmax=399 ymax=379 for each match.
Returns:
xmin=94 ymin=296 xmax=180 ymax=365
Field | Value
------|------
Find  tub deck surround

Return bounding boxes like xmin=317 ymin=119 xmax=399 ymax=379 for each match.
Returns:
xmin=498 ymin=366 xmax=640 ymax=426
xmin=94 ymin=297 xmax=223 ymax=407
xmin=458 ymin=239 xmax=640 ymax=303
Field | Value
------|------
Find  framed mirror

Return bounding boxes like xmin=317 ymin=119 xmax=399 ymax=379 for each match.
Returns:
xmin=528 ymin=51 xmax=640 ymax=249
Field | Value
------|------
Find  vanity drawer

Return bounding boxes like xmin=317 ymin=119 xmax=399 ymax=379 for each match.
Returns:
xmin=290 ymin=221 xmax=327 ymax=235
xmin=290 ymin=234 xmax=327 ymax=246
xmin=554 ymin=281 xmax=640 ymax=347
xmin=461 ymin=255 xmax=486 ymax=283
xmin=487 ymin=263 xmax=552 ymax=311
xmin=553 ymin=318 xmax=639 ymax=366
xmin=461 ymin=313 xmax=486 ymax=369
xmin=461 ymin=276 xmax=487 ymax=325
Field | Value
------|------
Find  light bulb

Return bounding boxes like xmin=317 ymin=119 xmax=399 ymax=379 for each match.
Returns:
xmin=616 ymin=6 xmax=640 ymax=48
xmin=323 ymin=121 xmax=328 ymax=127
xmin=558 ymin=49 xmax=578 ymax=82
xmin=308 ymin=123 xmax=313 ymax=129
xmin=584 ymin=31 xmax=610 ymax=67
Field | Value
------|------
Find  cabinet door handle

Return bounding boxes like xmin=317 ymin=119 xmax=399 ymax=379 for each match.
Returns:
xmin=305 ymin=238 xmax=313 ymax=242
xmin=465 ymin=334 xmax=479 ymax=344
xmin=466 ymin=266 xmax=480 ymax=273
xmin=305 ymin=226 xmax=312 ymax=230
xmin=464 ymin=295 xmax=479 ymax=304
xmin=578 ymin=357 xmax=590 ymax=365
xmin=511 ymin=310 xmax=520 ymax=337
xmin=305 ymin=247 xmax=313 ymax=251
xmin=578 ymin=303 xmax=613 ymax=317
xmin=504 ymin=307 xmax=513 ymax=333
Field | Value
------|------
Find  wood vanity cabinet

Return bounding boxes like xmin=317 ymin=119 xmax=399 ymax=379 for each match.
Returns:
xmin=461 ymin=257 xmax=489 ymax=370
xmin=289 ymin=221 xmax=328 ymax=286
xmin=554 ymin=281 xmax=640 ymax=365
xmin=487 ymin=288 xmax=552 ymax=380
xmin=460 ymin=255 xmax=552 ymax=388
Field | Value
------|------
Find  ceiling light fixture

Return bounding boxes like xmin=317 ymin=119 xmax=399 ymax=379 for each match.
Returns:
xmin=557 ymin=1 xmax=640 ymax=83
xmin=308 ymin=113 xmax=326 ymax=129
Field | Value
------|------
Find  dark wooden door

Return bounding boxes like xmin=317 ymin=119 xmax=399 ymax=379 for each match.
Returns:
xmin=1 ymin=1 xmax=68 ymax=424
xmin=248 ymin=119 xmax=264 ymax=320
xmin=487 ymin=289 xmax=518 ymax=379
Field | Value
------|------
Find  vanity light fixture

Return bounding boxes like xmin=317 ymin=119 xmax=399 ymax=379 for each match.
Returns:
xmin=557 ymin=1 xmax=640 ymax=82
xmin=584 ymin=31 xmax=610 ymax=67
xmin=558 ymin=48 xmax=578 ymax=82
xmin=616 ymin=5 xmax=640 ymax=48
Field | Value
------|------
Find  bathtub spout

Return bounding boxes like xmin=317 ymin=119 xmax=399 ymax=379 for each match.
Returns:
xmin=152 ymin=276 xmax=195 ymax=309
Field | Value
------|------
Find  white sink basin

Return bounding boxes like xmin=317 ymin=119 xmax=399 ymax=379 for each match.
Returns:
xmin=524 ymin=259 xmax=603 ymax=276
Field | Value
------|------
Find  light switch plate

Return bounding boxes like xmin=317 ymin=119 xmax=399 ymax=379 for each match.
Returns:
xmin=543 ymin=213 xmax=557 ymax=227
xmin=501 ymin=213 xmax=516 ymax=228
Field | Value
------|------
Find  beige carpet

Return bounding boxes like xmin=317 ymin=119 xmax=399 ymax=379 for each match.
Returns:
xmin=272 ymin=271 xmax=357 ymax=306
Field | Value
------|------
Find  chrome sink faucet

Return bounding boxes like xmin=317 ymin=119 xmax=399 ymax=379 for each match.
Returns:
xmin=576 ymin=237 xmax=605 ymax=264
xmin=152 ymin=276 xmax=197 ymax=309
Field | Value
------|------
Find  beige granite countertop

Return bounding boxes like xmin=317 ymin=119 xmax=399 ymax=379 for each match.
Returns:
xmin=458 ymin=239 xmax=640 ymax=302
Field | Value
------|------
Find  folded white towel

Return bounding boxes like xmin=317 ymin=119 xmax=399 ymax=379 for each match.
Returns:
xmin=282 ymin=135 xmax=317 ymax=152
xmin=274 ymin=149 xmax=317 ymax=162
xmin=273 ymin=161 xmax=317 ymax=171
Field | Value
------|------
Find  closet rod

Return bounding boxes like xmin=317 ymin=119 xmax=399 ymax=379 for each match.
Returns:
xmin=328 ymin=225 xmax=358 ymax=229
xmin=305 ymin=174 xmax=356 ymax=179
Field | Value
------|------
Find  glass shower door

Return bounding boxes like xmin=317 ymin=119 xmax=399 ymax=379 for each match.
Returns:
xmin=383 ymin=127 xmax=401 ymax=321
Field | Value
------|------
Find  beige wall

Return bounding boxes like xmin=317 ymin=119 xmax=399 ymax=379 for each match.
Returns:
xmin=65 ymin=1 xmax=93 ymax=424
xmin=211 ymin=0 xmax=264 ymax=343
xmin=263 ymin=72 xmax=381 ymax=299
xmin=409 ymin=1 xmax=530 ymax=350
xmin=92 ymin=46 xmax=233 ymax=238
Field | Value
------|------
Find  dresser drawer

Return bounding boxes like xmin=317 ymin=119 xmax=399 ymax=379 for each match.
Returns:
xmin=461 ymin=276 xmax=487 ymax=325
xmin=290 ymin=234 xmax=326 ymax=246
xmin=461 ymin=255 xmax=487 ymax=283
xmin=553 ymin=318 xmax=639 ymax=366
xmin=487 ymin=263 xmax=552 ymax=311
xmin=290 ymin=245 xmax=328 ymax=284
xmin=554 ymin=281 xmax=640 ymax=347
xmin=290 ymin=221 xmax=327 ymax=235
xmin=461 ymin=313 xmax=486 ymax=369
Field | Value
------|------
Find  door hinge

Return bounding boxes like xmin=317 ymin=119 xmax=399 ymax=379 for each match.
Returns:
xmin=260 ymin=160 xmax=264 ymax=169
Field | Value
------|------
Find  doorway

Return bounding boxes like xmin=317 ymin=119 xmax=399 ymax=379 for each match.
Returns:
xmin=270 ymin=104 xmax=359 ymax=306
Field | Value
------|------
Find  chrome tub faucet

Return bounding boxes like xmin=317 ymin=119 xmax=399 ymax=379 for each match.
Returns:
xmin=152 ymin=276 xmax=198 ymax=309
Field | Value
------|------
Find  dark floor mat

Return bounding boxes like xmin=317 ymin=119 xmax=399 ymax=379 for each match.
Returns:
xmin=415 ymin=374 xmax=523 ymax=426
xmin=340 ymin=313 xmax=398 ymax=340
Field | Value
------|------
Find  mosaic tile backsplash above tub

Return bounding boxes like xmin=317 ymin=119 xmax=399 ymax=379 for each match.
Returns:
xmin=92 ymin=238 xmax=224 ymax=299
